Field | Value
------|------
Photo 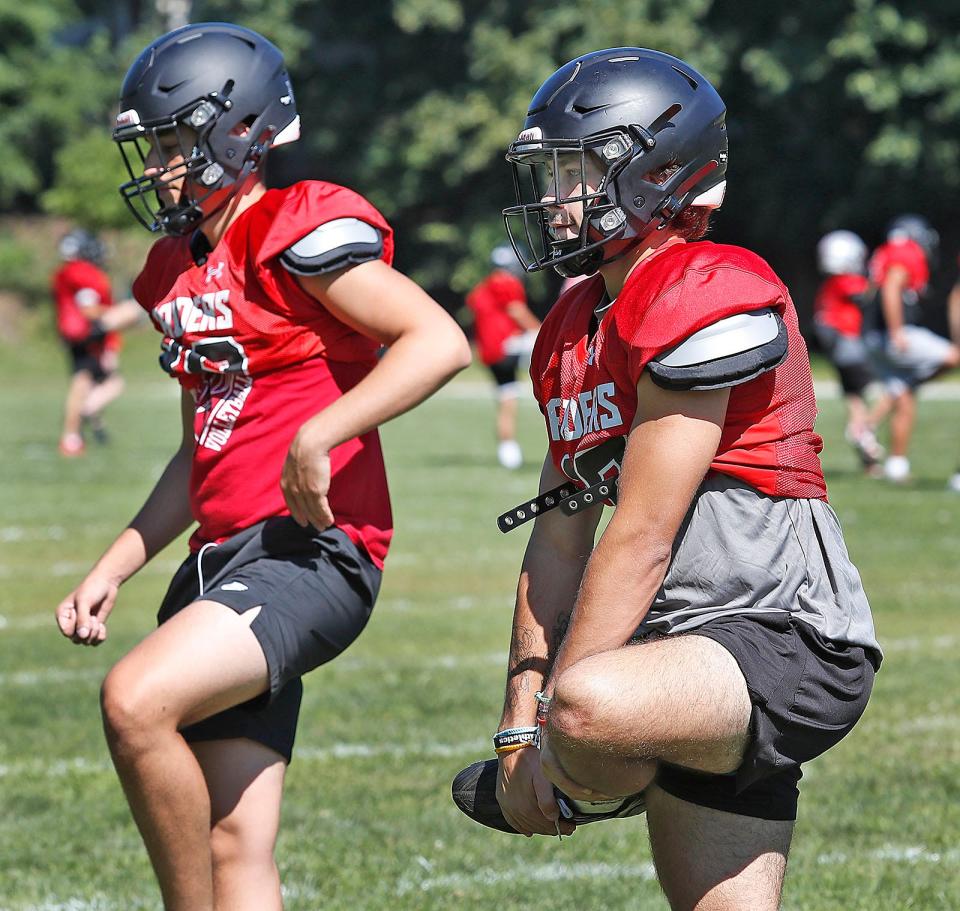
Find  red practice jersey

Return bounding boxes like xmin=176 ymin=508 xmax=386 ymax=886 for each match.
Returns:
xmin=52 ymin=259 xmax=121 ymax=352
xmin=530 ymin=239 xmax=826 ymax=501
xmin=133 ymin=181 xmax=395 ymax=567
xmin=869 ymin=238 xmax=929 ymax=293
xmin=467 ymin=270 xmax=527 ymax=365
xmin=814 ymin=273 xmax=870 ymax=337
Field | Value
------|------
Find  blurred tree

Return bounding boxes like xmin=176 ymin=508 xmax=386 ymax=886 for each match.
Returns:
xmin=4 ymin=0 xmax=960 ymax=318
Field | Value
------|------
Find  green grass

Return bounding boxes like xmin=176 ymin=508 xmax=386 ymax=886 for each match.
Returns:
xmin=1 ymin=329 xmax=959 ymax=910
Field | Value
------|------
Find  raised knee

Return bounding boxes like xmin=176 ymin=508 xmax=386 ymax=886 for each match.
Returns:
xmin=100 ymin=667 xmax=166 ymax=751
xmin=548 ymin=663 xmax=619 ymax=745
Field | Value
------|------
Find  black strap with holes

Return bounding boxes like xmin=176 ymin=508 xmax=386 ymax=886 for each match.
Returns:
xmin=558 ymin=478 xmax=616 ymax=516
xmin=497 ymin=477 xmax=617 ymax=533
xmin=496 ymin=482 xmax=577 ymax=534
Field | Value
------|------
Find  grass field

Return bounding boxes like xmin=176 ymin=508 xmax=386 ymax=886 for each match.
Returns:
xmin=1 ymin=328 xmax=959 ymax=910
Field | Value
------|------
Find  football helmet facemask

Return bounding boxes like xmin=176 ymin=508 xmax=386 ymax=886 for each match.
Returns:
xmin=113 ymin=22 xmax=300 ymax=236
xmin=503 ymin=48 xmax=727 ymax=277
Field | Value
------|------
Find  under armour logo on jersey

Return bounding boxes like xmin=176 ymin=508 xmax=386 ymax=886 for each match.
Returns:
xmin=586 ymin=346 xmax=597 ymax=366
xmin=205 ymin=261 xmax=225 ymax=283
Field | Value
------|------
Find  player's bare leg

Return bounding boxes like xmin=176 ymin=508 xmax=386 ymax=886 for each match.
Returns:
xmin=81 ymin=373 xmax=125 ymax=429
xmin=496 ymin=393 xmax=522 ymax=469
xmin=538 ymin=635 xmax=789 ymax=907
xmin=193 ymin=740 xmax=286 ymax=911
xmin=100 ymin=600 xmax=271 ymax=911
xmin=885 ymin=389 xmax=916 ymax=481
xmin=60 ymin=370 xmax=95 ymax=454
xmin=540 ymin=635 xmax=752 ymax=800
xmin=646 ymin=786 xmax=793 ymax=911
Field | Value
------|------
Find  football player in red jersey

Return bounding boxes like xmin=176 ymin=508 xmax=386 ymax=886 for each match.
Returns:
xmin=812 ymin=230 xmax=890 ymax=472
xmin=452 ymin=49 xmax=880 ymax=910
xmin=52 ymin=229 xmax=141 ymax=456
xmin=53 ymin=23 xmax=469 ymax=911
xmin=466 ymin=244 xmax=541 ymax=468
xmin=864 ymin=215 xmax=960 ymax=482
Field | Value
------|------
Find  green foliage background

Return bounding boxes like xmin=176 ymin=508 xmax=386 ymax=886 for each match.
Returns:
xmin=2 ymin=0 xmax=959 ymax=313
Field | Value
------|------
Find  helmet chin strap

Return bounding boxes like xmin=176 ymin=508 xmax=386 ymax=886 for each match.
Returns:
xmin=159 ymin=155 xmax=262 ymax=236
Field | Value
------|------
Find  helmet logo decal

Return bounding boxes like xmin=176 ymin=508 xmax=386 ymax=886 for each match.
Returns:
xmin=116 ymin=109 xmax=141 ymax=128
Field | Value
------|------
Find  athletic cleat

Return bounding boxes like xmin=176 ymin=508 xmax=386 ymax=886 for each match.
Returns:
xmin=451 ymin=758 xmax=646 ymax=834
xmin=58 ymin=433 xmax=85 ymax=457
xmin=497 ymin=439 xmax=523 ymax=470
xmin=844 ymin=426 xmax=884 ymax=470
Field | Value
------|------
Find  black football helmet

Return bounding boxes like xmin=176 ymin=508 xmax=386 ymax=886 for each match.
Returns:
xmin=887 ymin=214 xmax=939 ymax=263
xmin=113 ymin=22 xmax=300 ymax=236
xmin=58 ymin=229 xmax=105 ymax=264
xmin=503 ymin=48 xmax=727 ymax=277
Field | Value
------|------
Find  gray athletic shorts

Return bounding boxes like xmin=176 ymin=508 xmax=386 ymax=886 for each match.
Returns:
xmin=864 ymin=325 xmax=954 ymax=394
xmin=157 ymin=517 xmax=381 ymax=761
xmin=633 ymin=475 xmax=881 ymax=820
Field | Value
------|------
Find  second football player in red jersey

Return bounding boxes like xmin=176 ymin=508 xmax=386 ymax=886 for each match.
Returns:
xmin=812 ymin=230 xmax=890 ymax=472
xmin=453 ymin=49 xmax=880 ymax=910
xmin=54 ymin=22 xmax=470 ymax=911
xmin=864 ymin=216 xmax=960 ymax=482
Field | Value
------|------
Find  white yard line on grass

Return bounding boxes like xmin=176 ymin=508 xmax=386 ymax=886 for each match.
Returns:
xmin=396 ymin=861 xmax=659 ymax=895
xmin=0 ymin=739 xmax=487 ymax=781
xmin=9 ymin=842 xmax=960 ymax=908
xmin=396 ymin=842 xmax=960 ymax=895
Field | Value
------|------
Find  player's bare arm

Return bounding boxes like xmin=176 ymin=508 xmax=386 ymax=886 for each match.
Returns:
xmin=505 ymin=300 xmax=541 ymax=331
xmin=56 ymin=389 xmax=195 ymax=645
xmin=496 ymin=456 xmax=600 ymax=836
xmin=546 ymin=378 xmax=729 ymax=687
xmin=281 ymin=260 xmax=470 ymax=529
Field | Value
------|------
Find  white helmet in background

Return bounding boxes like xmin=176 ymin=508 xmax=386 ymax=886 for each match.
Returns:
xmin=817 ymin=230 xmax=867 ymax=276
xmin=490 ymin=243 xmax=526 ymax=276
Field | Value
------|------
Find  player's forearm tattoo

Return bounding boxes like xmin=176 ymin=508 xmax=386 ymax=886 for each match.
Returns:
xmin=505 ymin=624 xmax=545 ymax=712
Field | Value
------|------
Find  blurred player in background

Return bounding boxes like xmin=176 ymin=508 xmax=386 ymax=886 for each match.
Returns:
xmin=467 ymin=244 xmax=541 ymax=469
xmin=453 ymin=48 xmax=880 ymax=910
xmin=52 ymin=229 xmax=140 ymax=456
xmin=864 ymin=215 xmax=960 ymax=482
xmin=54 ymin=22 xmax=469 ymax=911
xmin=813 ymin=230 xmax=890 ymax=473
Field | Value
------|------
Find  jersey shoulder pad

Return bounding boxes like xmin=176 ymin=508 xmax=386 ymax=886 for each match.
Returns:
xmin=279 ymin=218 xmax=383 ymax=276
xmin=647 ymin=308 xmax=787 ymax=391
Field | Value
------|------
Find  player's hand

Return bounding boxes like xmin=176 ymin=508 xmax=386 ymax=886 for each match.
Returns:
xmin=889 ymin=328 xmax=909 ymax=354
xmin=496 ymin=746 xmax=576 ymax=837
xmin=55 ymin=573 xmax=118 ymax=646
xmin=281 ymin=428 xmax=334 ymax=531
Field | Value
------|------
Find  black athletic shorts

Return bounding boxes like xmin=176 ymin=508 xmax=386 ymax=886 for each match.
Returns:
xmin=488 ymin=355 xmax=520 ymax=387
xmin=157 ymin=516 xmax=381 ymax=762
xmin=836 ymin=360 xmax=874 ymax=397
xmin=66 ymin=341 xmax=109 ymax=382
xmin=646 ymin=612 xmax=879 ymax=821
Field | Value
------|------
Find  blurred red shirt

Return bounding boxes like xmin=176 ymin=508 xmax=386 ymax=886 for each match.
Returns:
xmin=467 ymin=270 xmax=527 ymax=365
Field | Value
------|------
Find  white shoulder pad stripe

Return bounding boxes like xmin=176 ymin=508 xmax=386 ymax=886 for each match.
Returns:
xmin=658 ymin=309 xmax=779 ymax=367
xmin=288 ymin=218 xmax=381 ymax=258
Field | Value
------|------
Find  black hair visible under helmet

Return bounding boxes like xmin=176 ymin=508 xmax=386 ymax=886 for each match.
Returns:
xmin=503 ymin=48 xmax=727 ymax=277
xmin=113 ymin=22 xmax=300 ymax=236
